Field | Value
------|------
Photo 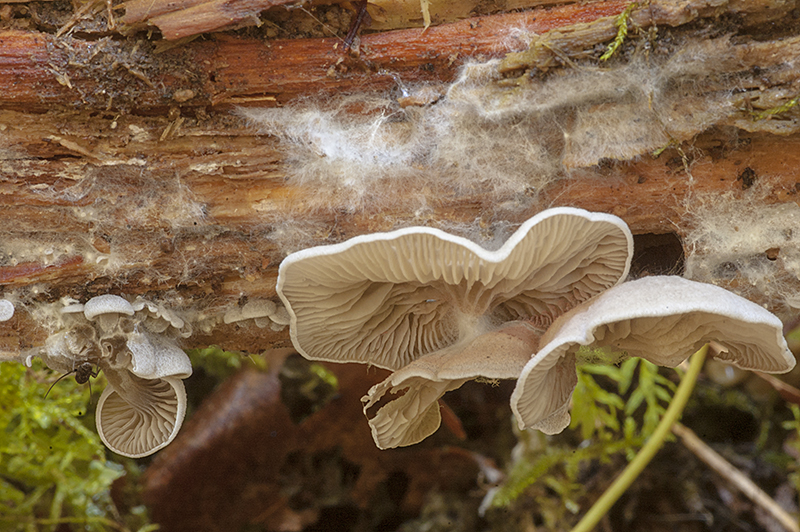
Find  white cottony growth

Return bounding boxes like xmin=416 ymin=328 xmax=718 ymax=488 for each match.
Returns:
xmin=239 ymin=36 xmax=751 ymax=214
xmin=685 ymin=188 xmax=800 ymax=318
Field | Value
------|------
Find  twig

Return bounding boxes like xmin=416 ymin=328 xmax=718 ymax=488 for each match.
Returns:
xmin=754 ymin=371 xmax=800 ymax=406
xmin=672 ymin=422 xmax=800 ymax=532
xmin=570 ymin=344 xmax=708 ymax=532
xmin=343 ymin=0 xmax=370 ymax=51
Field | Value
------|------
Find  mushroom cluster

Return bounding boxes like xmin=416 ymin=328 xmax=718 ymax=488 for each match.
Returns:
xmin=223 ymin=299 xmax=291 ymax=331
xmin=27 ymin=294 xmax=192 ymax=458
xmin=277 ymin=207 xmax=796 ymax=449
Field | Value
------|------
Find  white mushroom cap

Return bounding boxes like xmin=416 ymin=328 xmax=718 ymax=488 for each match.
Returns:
xmin=60 ymin=303 xmax=86 ymax=315
xmin=84 ymin=295 xmax=135 ymax=320
xmin=278 ymin=207 xmax=633 ymax=371
xmin=363 ymin=320 xmax=540 ymax=449
xmin=132 ymin=298 xmax=187 ymax=333
xmin=131 ymin=298 xmax=153 ymax=313
xmin=96 ymin=376 xmax=187 ymax=458
xmin=84 ymin=295 xmax=135 ymax=333
xmin=510 ymin=276 xmax=797 ymax=433
xmin=126 ymin=329 xmax=192 ymax=379
xmin=0 ymin=300 xmax=14 ymax=322
xmin=223 ymin=299 xmax=278 ymax=324
xmin=270 ymin=305 xmax=290 ymax=326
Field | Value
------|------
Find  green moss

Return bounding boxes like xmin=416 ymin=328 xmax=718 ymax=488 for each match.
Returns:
xmin=0 ymin=360 xmax=130 ymax=531
xmin=187 ymin=345 xmax=267 ymax=380
xmin=489 ymin=357 xmax=678 ymax=510
xmin=600 ymin=2 xmax=638 ymax=62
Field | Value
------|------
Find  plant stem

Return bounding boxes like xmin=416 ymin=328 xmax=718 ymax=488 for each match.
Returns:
xmin=570 ymin=344 xmax=709 ymax=532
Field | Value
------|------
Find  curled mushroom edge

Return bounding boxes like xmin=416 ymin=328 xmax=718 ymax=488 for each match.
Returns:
xmin=510 ymin=275 xmax=796 ymax=433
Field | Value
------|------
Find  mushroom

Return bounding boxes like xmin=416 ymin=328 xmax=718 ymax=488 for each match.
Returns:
xmin=0 ymin=299 xmax=15 ymax=322
xmin=96 ymin=328 xmax=192 ymax=458
xmin=362 ymin=320 xmax=541 ymax=448
xmin=96 ymin=375 xmax=188 ymax=458
xmin=84 ymin=294 xmax=135 ymax=334
xmin=224 ymin=299 xmax=289 ymax=331
xmin=264 ymin=305 xmax=291 ymax=331
xmin=131 ymin=297 xmax=191 ymax=337
xmin=510 ymin=276 xmax=796 ymax=433
xmin=278 ymin=207 xmax=633 ymax=448
xmin=224 ymin=299 xmax=277 ymax=324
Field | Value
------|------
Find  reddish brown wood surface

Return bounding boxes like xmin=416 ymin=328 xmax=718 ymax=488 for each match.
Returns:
xmin=0 ymin=2 xmax=629 ymax=113
xmin=1 ymin=0 xmax=800 ymax=358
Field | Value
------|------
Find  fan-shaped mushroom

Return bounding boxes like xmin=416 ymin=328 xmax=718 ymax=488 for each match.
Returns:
xmin=96 ymin=329 xmax=192 ymax=458
xmin=96 ymin=375 xmax=188 ymax=458
xmin=278 ymin=207 xmax=633 ymax=448
xmin=510 ymin=276 xmax=797 ymax=433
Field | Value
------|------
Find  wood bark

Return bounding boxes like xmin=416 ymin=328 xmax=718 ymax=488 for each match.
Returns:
xmin=1 ymin=0 xmax=799 ymax=356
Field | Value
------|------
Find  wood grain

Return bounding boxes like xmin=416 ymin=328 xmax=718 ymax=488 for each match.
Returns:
xmin=1 ymin=0 xmax=799 ymax=356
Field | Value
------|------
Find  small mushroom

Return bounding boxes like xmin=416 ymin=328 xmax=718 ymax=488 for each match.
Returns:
xmin=0 ymin=299 xmax=15 ymax=322
xmin=96 ymin=375 xmax=188 ymax=458
xmin=278 ymin=207 xmax=633 ymax=447
xmin=96 ymin=329 xmax=192 ymax=458
xmin=223 ymin=299 xmax=289 ymax=331
xmin=132 ymin=297 xmax=190 ymax=336
xmin=510 ymin=276 xmax=796 ymax=433
xmin=268 ymin=305 xmax=290 ymax=331
xmin=223 ymin=299 xmax=277 ymax=325
xmin=84 ymin=294 xmax=135 ymax=334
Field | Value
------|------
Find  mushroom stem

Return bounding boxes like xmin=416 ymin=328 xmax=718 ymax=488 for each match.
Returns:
xmin=569 ymin=343 xmax=709 ymax=532
xmin=99 ymin=361 xmax=154 ymax=412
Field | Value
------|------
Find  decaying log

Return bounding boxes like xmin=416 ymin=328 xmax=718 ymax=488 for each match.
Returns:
xmin=1 ymin=0 xmax=800 ymax=359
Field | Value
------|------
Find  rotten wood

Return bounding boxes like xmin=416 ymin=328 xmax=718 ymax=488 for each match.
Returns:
xmin=0 ymin=2 xmax=631 ymax=112
xmin=120 ymin=0 xmax=610 ymax=40
xmin=1 ymin=0 xmax=800 ymax=359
